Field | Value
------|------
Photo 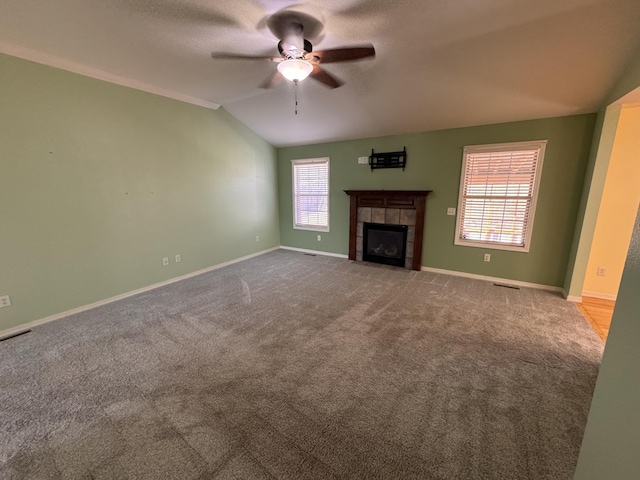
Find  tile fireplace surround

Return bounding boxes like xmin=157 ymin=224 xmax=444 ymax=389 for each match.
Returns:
xmin=344 ymin=190 xmax=431 ymax=271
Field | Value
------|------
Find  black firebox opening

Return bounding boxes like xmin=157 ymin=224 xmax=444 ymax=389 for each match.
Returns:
xmin=363 ymin=222 xmax=408 ymax=268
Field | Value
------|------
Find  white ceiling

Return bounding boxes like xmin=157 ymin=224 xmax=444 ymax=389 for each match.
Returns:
xmin=2 ymin=0 xmax=640 ymax=147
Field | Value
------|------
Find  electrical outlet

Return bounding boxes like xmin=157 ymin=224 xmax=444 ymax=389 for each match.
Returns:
xmin=256 ymin=235 xmax=260 ymax=242
xmin=0 ymin=295 xmax=11 ymax=308
xmin=162 ymin=257 xmax=169 ymax=266
xmin=597 ymin=266 xmax=606 ymax=276
xmin=175 ymin=254 xmax=181 ymax=263
xmin=317 ymin=235 xmax=322 ymax=241
xmin=358 ymin=156 xmax=369 ymax=164
xmin=484 ymin=253 xmax=491 ymax=262
xmin=447 ymin=207 xmax=456 ymax=216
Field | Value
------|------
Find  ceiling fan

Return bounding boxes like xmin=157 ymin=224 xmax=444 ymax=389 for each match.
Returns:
xmin=211 ymin=11 xmax=375 ymax=89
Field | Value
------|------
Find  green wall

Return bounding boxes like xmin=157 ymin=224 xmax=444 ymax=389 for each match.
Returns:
xmin=278 ymin=115 xmax=595 ymax=287
xmin=565 ymin=40 xmax=640 ymax=298
xmin=564 ymin=41 xmax=640 ymax=298
xmin=574 ymin=207 xmax=640 ymax=479
xmin=563 ymin=105 xmax=621 ymax=297
xmin=0 ymin=53 xmax=279 ymax=333
xmin=573 ymin=45 xmax=640 ymax=480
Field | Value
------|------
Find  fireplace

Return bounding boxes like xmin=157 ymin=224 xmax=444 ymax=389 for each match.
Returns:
xmin=344 ymin=190 xmax=431 ymax=271
xmin=363 ymin=223 xmax=408 ymax=267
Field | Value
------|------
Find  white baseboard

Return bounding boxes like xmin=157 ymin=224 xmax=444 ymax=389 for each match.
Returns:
xmin=0 ymin=247 xmax=279 ymax=339
xmin=562 ymin=289 xmax=583 ymax=303
xmin=421 ymin=266 xmax=564 ymax=293
xmin=581 ymin=291 xmax=617 ymax=301
xmin=280 ymin=246 xmax=348 ymax=259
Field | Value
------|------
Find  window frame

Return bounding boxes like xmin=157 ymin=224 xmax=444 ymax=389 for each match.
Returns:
xmin=292 ymin=157 xmax=330 ymax=232
xmin=454 ymin=140 xmax=547 ymax=252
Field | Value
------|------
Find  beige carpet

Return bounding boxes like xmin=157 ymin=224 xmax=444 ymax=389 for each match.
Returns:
xmin=0 ymin=249 xmax=604 ymax=479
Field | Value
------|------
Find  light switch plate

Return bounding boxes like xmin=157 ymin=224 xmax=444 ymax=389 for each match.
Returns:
xmin=358 ymin=156 xmax=369 ymax=164
xmin=0 ymin=295 xmax=11 ymax=308
xmin=447 ymin=207 xmax=456 ymax=216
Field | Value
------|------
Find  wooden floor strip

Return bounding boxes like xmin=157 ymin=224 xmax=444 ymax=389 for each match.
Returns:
xmin=578 ymin=296 xmax=615 ymax=342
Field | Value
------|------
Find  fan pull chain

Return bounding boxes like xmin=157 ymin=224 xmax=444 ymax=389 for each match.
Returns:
xmin=294 ymin=79 xmax=299 ymax=115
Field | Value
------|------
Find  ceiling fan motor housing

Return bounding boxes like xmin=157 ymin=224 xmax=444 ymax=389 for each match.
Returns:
xmin=278 ymin=39 xmax=313 ymax=59
xmin=211 ymin=9 xmax=374 ymax=89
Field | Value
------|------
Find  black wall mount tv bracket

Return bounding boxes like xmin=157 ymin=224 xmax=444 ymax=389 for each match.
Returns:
xmin=369 ymin=146 xmax=407 ymax=171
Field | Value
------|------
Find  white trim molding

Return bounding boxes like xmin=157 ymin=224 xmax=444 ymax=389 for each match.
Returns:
xmin=0 ymin=41 xmax=221 ymax=110
xmin=292 ymin=158 xmax=330 ymax=232
xmin=421 ymin=266 xmax=564 ymax=293
xmin=581 ymin=291 xmax=617 ymax=301
xmin=455 ymin=140 xmax=547 ymax=253
xmin=562 ymin=290 xmax=583 ymax=303
xmin=280 ymin=246 xmax=348 ymax=258
xmin=0 ymin=247 xmax=278 ymax=339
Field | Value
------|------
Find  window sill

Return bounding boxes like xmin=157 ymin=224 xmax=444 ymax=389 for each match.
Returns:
xmin=454 ymin=239 xmax=530 ymax=253
xmin=294 ymin=225 xmax=330 ymax=233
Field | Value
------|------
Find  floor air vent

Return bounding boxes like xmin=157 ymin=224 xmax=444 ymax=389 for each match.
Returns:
xmin=0 ymin=329 xmax=32 ymax=342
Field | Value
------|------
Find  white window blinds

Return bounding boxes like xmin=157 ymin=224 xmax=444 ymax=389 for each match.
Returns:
xmin=292 ymin=158 xmax=329 ymax=231
xmin=455 ymin=141 xmax=546 ymax=251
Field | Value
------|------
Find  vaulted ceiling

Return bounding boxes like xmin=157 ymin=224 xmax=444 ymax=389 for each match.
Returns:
xmin=2 ymin=0 xmax=640 ymax=147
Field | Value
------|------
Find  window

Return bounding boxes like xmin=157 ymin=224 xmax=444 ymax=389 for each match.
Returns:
xmin=455 ymin=141 xmax=546 ymax=252
xmin=292 ymin=158 xmax=329 ymax=232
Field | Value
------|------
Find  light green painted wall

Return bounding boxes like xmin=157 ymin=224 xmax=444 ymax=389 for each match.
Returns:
xmin=574 ymin=207 xmax=640 ymax=479
xmin=565 ymin=40 xmax=640 ymax=297
xmin=583 ymin=106 xmax=640 ymax=297
xmin=0 ymin=53 xmax=279 ymax=332
xmin=278 ymin=115 xmax=595 ymax=287
xmin=563 ymin=105 xmax=621 ymax=297
xmin=573 ymin=47 xmax=640 ymax=480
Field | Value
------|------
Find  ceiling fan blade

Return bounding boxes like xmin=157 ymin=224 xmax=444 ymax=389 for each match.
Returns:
xmin=211 ymin=52 xmax=282 ymax=62
xmin=258 ymin=71 xmax=285 ymax=89
xmin=309 ymin=45 xmax=375 ymax=64
xmin=310 ymin=65 xmax=343 ymax=89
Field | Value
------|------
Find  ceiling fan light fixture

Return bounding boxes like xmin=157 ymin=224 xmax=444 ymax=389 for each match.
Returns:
xmin=277 ymin=58 xmax=313 ymax=82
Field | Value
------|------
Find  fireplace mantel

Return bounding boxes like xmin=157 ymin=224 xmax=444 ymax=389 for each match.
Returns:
xmin=344 ymin=190 xmax=431 ymax=271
